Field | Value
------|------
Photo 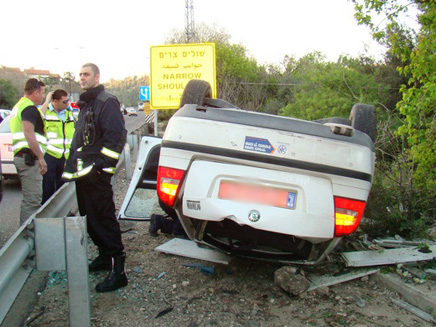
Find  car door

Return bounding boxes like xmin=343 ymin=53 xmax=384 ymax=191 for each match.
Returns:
xmin=117 ymin=136 xmax=162 ymax=220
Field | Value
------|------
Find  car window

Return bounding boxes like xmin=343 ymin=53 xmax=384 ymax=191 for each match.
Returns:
xmin=0 ymin=109 xmax=11 ymax=119
xmin=0 ymin=116 xmax=11 ymax=133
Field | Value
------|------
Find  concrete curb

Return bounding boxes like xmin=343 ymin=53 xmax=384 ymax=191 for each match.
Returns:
xmin=374 ymin=273 xmax=436 ymax=316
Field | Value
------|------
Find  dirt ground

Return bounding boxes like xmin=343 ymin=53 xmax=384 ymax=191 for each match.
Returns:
xmin=23 ymin=167 xmax=436 ymax=327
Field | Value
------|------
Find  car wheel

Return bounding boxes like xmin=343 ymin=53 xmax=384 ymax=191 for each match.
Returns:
xmin=349 ymin=103 xmax=377 ymax=143
xmin=179 ymin=79 xmax=212 ymax=108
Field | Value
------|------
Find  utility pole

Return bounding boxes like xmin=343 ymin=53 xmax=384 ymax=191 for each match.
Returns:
xmin=185 ymin=0 xmax=195 ymax=43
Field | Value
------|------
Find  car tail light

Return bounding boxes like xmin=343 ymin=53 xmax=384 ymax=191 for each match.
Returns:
xmin=334 ymin=197 xmax=366 ymax=237
xmin=157 ymin=166 xmax=185 ymax=207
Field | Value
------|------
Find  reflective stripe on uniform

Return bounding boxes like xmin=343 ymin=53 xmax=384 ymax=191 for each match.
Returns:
xmin=101 ymin=147 xmax=120 ymax=160
xmin=12 ymin=132 xmax=47 ymax=144
xmin=48 ymin=139 xmax=72 ymax=145
xmin=12 ymin=142 xmax=45 ymax=154
xmin=102 ymin=167 xmax=116 ymax=174
xmin=46 ymin=144 xmax=65 ymax=155
xmin=76 ymin=165 xmax=93 ymax=177
xmin=62 ymin=164 xmax=94 ymax=180
xmin=44 ymin=116 xmax=61 ymax=121
xmin=62 ymin=171 xmax=74 ymax=180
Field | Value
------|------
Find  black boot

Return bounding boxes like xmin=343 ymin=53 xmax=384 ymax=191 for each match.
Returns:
xmin=149 ymin=214 xmax=163 ymax=237
xmin=89 ymin=251 xmax=111 ymax=272
xmin=95 ymin=254 xmax=128 ymax=292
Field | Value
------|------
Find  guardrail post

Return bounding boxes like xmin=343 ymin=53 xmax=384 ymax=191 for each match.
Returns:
xmin=124 ymin=143 xmax=132 ymax=180
xmin=34 ymin=216 xmax=90 ymax=327
xmin=65 ymin=216 xmax=90 ymax=327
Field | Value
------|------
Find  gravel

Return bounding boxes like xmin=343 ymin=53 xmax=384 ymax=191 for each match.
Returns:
xmin=24 ymin=153 xmax=435 ymax=327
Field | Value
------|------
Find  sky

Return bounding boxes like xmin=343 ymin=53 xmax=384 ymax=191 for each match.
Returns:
xmin=0 ymin=0 xmax=385 ymax=83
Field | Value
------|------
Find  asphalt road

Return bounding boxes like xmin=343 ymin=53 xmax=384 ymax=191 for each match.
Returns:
xmin=0 ymin=111 xmax=148 ymax=248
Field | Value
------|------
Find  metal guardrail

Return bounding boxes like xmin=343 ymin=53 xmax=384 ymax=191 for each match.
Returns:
xmin=0 ymin=181 xmax=78 ymax=325
xmin=0 ymin=132 xmax=141 ymax=326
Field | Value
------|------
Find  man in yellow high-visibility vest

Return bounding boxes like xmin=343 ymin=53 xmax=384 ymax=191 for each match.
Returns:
xmin=10 ymin=79 xmax=47 ymax=224
xmin=41 ymin=89 xmax=75 ymax=204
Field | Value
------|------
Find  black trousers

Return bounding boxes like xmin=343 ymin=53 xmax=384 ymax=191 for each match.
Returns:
xmin=42 ymin=154 xmax=65 ymax=204
xmin=75 ymin=171 xmax=124 ymax=257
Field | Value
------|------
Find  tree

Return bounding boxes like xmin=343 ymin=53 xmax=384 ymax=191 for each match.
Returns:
xmin=353 ymin=0 xmax=436 ymax=235
xmin=279 ymin=52 xmax=386 ymax=121
xmin=105 ymin=75 xmax=150 ymax=108
xmin=166 ymin=22 xmax=269 ymax=110
xmin=0 ymin=78 xmax=18 ymax=108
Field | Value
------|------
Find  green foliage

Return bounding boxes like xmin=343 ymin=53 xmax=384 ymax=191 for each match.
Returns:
xmin=165 ymin=23 xmax=271 ymax=111
xmin=216 ymin=43 xmax=261 ymax=82
xmin=105 ymin=75 xmax=149 ymax=108
xmin=215 ymin=42 xmax=270 ymax=110
xmin=352 ymin=0 xmax=436 ymax=237
xmin=279 ymin=53 xmax=385 ymax=120
xmin=396 ymin=3 xmax=436 ymax=199
xmin=0 ymin=78 xmax=18 ymax=108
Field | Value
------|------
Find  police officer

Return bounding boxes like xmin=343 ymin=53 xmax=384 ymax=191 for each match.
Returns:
xmin=41 ymin=89 xmax=75 ymax=204
xmin=11 ymin=79 xmax=47 ymax=225
xmin=63 ymin=63 xmax=127 ymax=292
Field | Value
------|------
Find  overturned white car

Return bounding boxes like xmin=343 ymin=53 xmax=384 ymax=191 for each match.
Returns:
xmin=120 ymin=80 xmax=376 ymax=264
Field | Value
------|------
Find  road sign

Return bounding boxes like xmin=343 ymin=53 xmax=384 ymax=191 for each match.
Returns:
xmin=150 ymin=43 xmax=216 ymax=109
xmin=139 ymin=86 xmax=150 ymax=101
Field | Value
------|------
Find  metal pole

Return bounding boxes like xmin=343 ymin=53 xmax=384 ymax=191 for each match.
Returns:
xmin=124 ymin=143 xmax=132 ymax=180
xmin=65 ymin=216 xmax=90 ymax=327
xmin=154 ymin=110 xmax=159 ymax=137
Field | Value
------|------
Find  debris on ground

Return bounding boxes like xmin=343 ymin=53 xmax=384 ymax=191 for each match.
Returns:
xmin=274 ymin=266 xmax=310 ymax=296
xmin=25 ymin=169 xmax=436 ymax=327
xmin=392 ymin=298 xmax=436 ymax=324
xmin=341 ymin=244 xmax=436 ymax=267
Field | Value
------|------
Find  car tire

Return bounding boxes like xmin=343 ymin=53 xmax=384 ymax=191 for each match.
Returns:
xmin=349 ymin=103 xmax=377 ymax=143
xmin=179 ymin=79 xmax=212 ymax=108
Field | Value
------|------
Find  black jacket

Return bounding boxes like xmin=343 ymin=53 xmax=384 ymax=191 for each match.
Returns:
xmin=63 ymin=85 xmax=127 ymax=180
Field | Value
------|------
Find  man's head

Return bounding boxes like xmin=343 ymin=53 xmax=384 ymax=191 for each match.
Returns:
xmin=51 ymin=89 xmax=70 ymax=112
xmin=79 ymin=63 xmax=100 ymax=90
xmin=24 ymin=78 xmax=46 ymax=105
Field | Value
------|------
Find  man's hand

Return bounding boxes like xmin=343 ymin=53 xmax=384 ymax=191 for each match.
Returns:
xmin=40 ymin=91 xmax=54 ymax=115
xmin=38 ymin=157 xmax=47 ymax=175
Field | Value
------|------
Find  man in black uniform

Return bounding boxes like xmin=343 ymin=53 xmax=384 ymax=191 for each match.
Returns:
xmin=63 ymin=63 xmax=127 ymax=292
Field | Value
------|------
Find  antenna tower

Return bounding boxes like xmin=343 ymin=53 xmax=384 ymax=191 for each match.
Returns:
xmin=185 ymin=0 xmax=195 ymax=43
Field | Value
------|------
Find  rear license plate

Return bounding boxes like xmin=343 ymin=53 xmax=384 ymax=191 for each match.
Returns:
xmin=219 ymin=181 xmax=297 ymax=209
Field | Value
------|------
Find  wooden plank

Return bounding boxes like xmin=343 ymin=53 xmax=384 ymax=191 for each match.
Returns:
xmin=392 ymin=298 xmax=436 ymax=323
xmin=375 ymin=274 xmax=436 ymax=316
xmin=307 ymin=268 xmax=379 ymax=291
xmin=154 ymin=238 xmax=233 ymax=265
xmin=341 ymin=245 xmax=436 ymax=267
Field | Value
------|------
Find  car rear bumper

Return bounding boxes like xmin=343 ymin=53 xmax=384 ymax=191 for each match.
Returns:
xmin=1 ymin=161 xmax=17 ymax=175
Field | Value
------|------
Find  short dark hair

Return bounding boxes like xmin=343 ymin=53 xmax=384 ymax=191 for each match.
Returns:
xmin=24 ymin=78 xmax=45 ymax=95
xmin=52 ymin=89 xmax=68 ymax=100
xmin=82 ymin=63 xmax=100 ymax=76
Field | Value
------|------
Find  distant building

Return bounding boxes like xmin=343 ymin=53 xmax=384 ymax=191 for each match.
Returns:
xmin=23 ymin=68 xmax=61 ymax=83
xmin=1 ymin=66 xmax=80 ymax=97
xmin=1 ymin=67 xmax=61 ymax=83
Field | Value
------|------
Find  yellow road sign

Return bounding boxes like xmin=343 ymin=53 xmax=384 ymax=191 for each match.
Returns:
xmin=150 ymin=43 xmax=216 ymax=109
